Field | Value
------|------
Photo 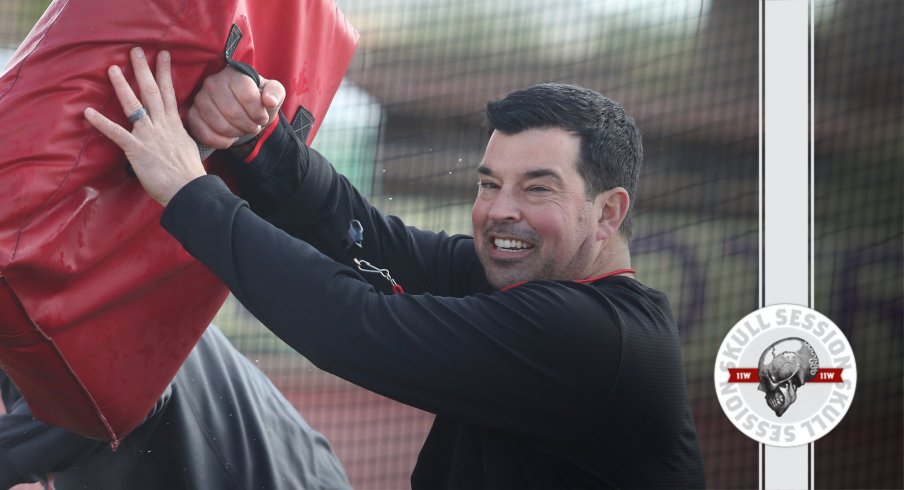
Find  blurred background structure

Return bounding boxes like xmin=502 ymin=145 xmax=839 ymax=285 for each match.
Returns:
xmin=2 ymin=0 xmax=900 ymax=488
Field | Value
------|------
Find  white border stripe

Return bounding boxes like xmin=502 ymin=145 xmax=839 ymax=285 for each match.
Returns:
xmin=764 ymin=0 xmax=809 ymax=307
xmin=761 ymin=0 xmax=813 ymax=488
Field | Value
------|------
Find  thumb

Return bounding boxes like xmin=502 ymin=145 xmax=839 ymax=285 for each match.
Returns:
xmin=259 ymin=77 xmax=285 ymax=124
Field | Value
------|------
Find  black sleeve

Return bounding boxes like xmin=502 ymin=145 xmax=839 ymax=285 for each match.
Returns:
xmin=217 ymin=113 xmax=303 ymax=218
xmin=220 ymin=115 xmax=491 ymax=297
xmin=160 ymin=176 xmax=622 ymax=441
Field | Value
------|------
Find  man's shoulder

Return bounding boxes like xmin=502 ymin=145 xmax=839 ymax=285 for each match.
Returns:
xmin=590 ymin=276 xmax=671 ymax=310
xmin=499 ymin=276 xmax=666 ymax=311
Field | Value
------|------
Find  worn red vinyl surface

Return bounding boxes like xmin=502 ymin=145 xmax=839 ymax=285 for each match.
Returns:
xmin=0 ymin=0 xmax=357 ymax=445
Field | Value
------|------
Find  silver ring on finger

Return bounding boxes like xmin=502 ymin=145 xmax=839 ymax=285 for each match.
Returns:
xmin=127 ymin=107 xmax=148 ymax=124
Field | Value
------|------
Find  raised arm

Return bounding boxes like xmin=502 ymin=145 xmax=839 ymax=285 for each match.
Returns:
xmin=83 ymin=48 xmax=621 ymax=440
xmin=93 ymin=48 xmax=489 ymax=296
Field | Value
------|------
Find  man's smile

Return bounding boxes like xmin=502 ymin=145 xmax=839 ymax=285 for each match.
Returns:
xmin=493 ymin=237 xmax=533 ymax=251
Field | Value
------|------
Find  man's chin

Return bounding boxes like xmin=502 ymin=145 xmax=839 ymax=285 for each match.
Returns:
xmin=485 ymin=267 xmax=532 ymax=290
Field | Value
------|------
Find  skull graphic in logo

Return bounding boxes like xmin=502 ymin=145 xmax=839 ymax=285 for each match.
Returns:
xmin=757 ymin=338 xmax=820 ymax=417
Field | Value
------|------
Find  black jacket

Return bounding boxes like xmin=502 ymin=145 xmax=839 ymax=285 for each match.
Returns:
xmin=159 ymin=116 xmax=706 ymax=489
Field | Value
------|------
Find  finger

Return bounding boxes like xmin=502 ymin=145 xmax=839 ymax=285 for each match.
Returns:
xmin=187 ymin=104 xmax=240 ymax=149
xmin=155 ymin=50 xmax=178 ymax=113
xmin=191 ymin=89 xmax=250 ymax=139
xmin=108 ymin=65 xmax=147 ymax=125
xmin=199 ymin=75 xmax=261 ymax=135
xmin=260 ymin=78 xmax=285 ymax=123
xmin=229 ymin=74 xmax=270 ymax=129
xmin=129 ymin=47 xmax=165 ymax=116
xmin=218 ymin=89 xmax=263 ymax=134
xmin=84 ymin=107 xmax=137 ymax=150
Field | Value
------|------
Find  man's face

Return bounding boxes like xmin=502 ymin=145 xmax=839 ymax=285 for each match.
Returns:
xmin=472 ymin=127 xmax=603 ymax=289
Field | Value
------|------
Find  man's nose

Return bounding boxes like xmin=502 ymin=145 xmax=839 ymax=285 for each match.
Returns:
xmin=487 ymin=190 xmax=521 ymax=222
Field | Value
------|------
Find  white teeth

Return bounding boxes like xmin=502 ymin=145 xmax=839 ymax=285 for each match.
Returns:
xmin=494 ymin=238 xmax=531 ymax=250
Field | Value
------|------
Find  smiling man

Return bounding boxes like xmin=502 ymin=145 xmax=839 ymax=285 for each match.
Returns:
xmin=471 ymin=100 xmax=642 ymax=288
xmin=84 ymin=48 xmax=705 ymax=489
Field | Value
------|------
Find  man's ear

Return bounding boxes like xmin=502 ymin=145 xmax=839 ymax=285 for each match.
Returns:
xmin=595 ymin=187 xmax=630 ymax=240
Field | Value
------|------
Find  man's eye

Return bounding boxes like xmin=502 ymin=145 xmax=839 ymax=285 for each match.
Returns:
xmin=527 ymin=186 xmax=551 ymax=193
xmin=478 ymin=181 xmax=499 ymax=190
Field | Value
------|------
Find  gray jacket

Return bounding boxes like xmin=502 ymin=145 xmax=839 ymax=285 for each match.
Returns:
xmin=0 ymin=325 xmax=350 ymax=490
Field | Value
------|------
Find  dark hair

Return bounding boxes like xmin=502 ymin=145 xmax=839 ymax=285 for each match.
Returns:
xmin=485 ymin=83 xmax=643 ymax=241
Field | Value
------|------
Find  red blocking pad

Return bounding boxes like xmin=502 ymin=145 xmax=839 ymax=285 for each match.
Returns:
xmin=0 ymin=0 xmax=357 ymax=445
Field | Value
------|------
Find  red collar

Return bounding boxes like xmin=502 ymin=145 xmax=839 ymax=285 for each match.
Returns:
xmin=500 ymin=268 xmax=636 ymax=292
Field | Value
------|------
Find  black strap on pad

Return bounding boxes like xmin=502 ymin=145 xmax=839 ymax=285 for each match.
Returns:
xmin=225 ymin=24 xmax=315 ymax=142
xmin=223 ymin=24 xmax=261 ymax=87
xmin=289 ymin=106 xmax=316 ymax=143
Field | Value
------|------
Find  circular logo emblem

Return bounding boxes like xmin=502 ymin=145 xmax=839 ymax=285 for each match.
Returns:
xmin=714 ymin=304 xmax=857 ymax=447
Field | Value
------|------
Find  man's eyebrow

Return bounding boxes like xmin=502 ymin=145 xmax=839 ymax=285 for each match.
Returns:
xmin=523 ymin=168 xmax=563 ymax=182
xmin=477 ymin=165 xmax=563 ymax=182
